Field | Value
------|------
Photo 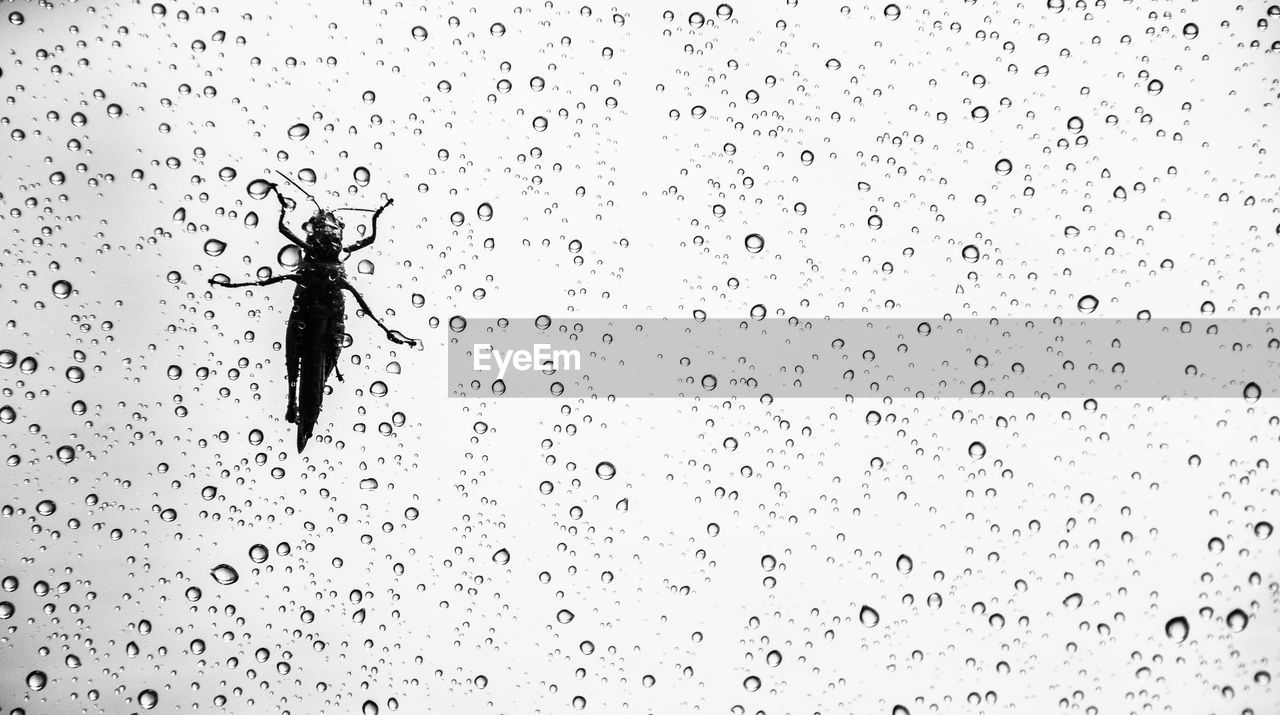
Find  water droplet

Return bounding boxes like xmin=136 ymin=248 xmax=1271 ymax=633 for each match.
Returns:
xmin=596 ymin=461 xmax=616 ymax=480
xmin=1226 ymin=609 xmax=1249 ymax=632
xmin=210 ymin=564 xmax=239 ymax=585
xmin=203 ymin=239 xmax=227 ymax=257
xmin=51 ymin=280 xmax=72 ymax=298
xmin=968 ymin=441 xmax=986 ymax=459
xmin=1244 ymin=382 xmax=1262 ymax=402
xmin=745 ymin=233 xmax=765 ymax=253
xmin=859 ymin=605 xmax=880 ymax=627
xmin=247 ymin=178 xmax=273 ymax=199
xmin=278 ymin=245 xmax=302 ymax=268
xmin=492 ymin=548 xmax=510 ymax=564
xmin=1077 ymin=295 xmax=1099 ymax=314
xmin=1165 ymin=616 xmax=1189 ymax=642
xmin=287 ymin=123 xmax=310 ymax=140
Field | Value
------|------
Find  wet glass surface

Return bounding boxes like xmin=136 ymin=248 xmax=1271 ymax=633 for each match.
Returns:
xmin=2 ymin=2 xmax=1278 ymax=712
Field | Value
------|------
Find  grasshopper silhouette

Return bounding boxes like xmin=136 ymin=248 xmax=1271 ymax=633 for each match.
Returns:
xmin=210 ymin=171 xmax=417 ymax=452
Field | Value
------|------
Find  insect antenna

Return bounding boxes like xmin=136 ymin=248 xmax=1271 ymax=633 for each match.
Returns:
xmin=274 ymin=169 xmax=323 ymax=210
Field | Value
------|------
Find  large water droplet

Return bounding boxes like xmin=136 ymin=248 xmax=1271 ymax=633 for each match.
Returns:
xmin=596 ymin=461 xmax=616 ymax=480
xmin=210 ymin=564 xmax=239 ymax=585
xmin=859 ymin=605 xmax=880 ymax=627
xmin=26 ymin=670 xmax=47 ymax=691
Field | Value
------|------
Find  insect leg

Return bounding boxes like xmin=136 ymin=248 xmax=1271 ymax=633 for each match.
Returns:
xmin=342 ymin=197 xmax=393 ymax=254
xmin=284 ymin=309 xmax=301 ymax=423
xmin=270 ymin=183 xmax=308 ymax=248
xmin=208 ymin=274 xmax=300 ymax=288
xmin=339 ymin=279 xmax=418 ymax=347
xmin=328 ymin=316 xmax=345 ymax=383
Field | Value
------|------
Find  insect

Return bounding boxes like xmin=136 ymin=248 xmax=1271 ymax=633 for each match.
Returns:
xmin=209 ymin=170 xmax=418 ymax=452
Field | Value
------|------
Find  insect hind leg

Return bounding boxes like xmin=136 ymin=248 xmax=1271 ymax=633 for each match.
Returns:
xmin=285 ymin=312 xmax=302 ymax=423
xmin=328 ymin=314 xmax=346 ymax=383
